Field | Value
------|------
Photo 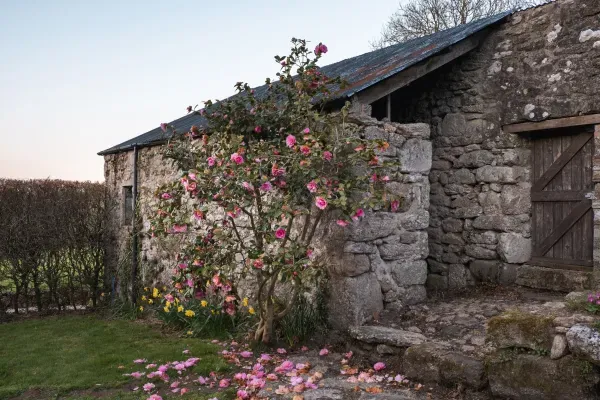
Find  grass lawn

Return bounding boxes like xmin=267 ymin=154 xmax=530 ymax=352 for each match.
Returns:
xmin=0 ymin=315 xmax=232 ymax=399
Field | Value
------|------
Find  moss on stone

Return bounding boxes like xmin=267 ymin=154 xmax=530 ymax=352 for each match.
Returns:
xmin=486 ymin=352 xmax=600 ymax=399
xmin=487 ymin=310 xmax=554 ymax=352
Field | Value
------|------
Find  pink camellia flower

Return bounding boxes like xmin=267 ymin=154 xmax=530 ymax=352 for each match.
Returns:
xmin=242 ymin=181 xmax=254 ymax=191
xmin=158 ymin=365 xmax=169 ymax=373
xmin=336 ymin=219 xmax=349 ymax=227
xmin=301 ymin=346 xmax=309 ymax=352
xmin=237 ymin=390 xmax=249 ymax=399
xmin=161 ymin=193 xmax=172 ymax=200
xmin=148 ymin=395 xmax=163 ymax=400
xmin=254 ymin=126 xmax=262 ymax=133
xmin=253 ymin=259 xmax=264 ymax=269
xmin=182 ymin=349 xmax=190 ymax=354
xmin=274 ymin=360 xmax=294 ymax=372
xmin=143 ymin=383 xmax=155 ymax=392
xmin=345 ymin=351 xmax=353 ymax=359
xmin=323 ymin=151 xmax=333 ymax=161
xmin=187 ymin=181 xmax=197 ymax=192
xmin=133 ymin=359 xmax=147 ymax=364
xmin=391 ymin=199 xmax=400 ymax=212
xmin=130 ymin=371 xmax=144 ymax=379
xmin=300 ymin=145 xmax=311 ymax=155
xmin=145 ymin=363 xmax=157 ymax=369
xmin=266 ymin=373 xmax=278 ymax=380
xmin=319 ymin=348 xmax=329 ymax=356
xmin=197 ymin=376 xmax=208 ymax=385
xmin=277 ymin=348 xmax=287 ymax=354
xmin=353 ymin=209 xmax=365 ymax=220
xmin=193 ymin=210 xmax=204 ymax=220
xmin=170 ymin=381 xmax=180 ymax=389
xmin=260 ymin=181 xmax=272 ymax=192
xmin=172 ymin=224 xmax=187 ymax=233
xmin=240 ymin=351 xmax=253 ymax=358
xmin=290 ymin=376 xmax=304 ymax=385
xmin=260 ymin=353 xmax=272 ymax=361
xmin=381 ymin=175 xmax=390 ymax=182
xmin=186 ymin=105 xmax=192 ymax=113
xmin=218 ymin=379 xmax=230 ymax=388
xmin=180 ymin=388 xmax=189 ymax=395
xmin=186 ymin=278 xmax=193 ymax=288
xmin=315 ymin=197 xmax=328 ymax=210
xmin=207 ymin=156 xmax=216 ymax=167
xmin=275 ymin=228 xmax=286 ymax=240
xmin=178 ymin=263 xmax=188 ymax=270
xmin=286 ymin=135 xmax=296 ymax=148
xmin=230 ymin=152 xmax=244 ymax=165
xmin=271 ymin=164 xmax=285 ymax=176
xmin=314 ymin=43 xmax=328 ymax=56
xmin=160 ymin=123 xmax=168 ymax=132
xmin=306 ymin=180 xmax=318 ymax=193
xmin=374 ymin=362 xmax=386 ymax=371
xmin=303 ymin=127 xmax=310 ymax=134
xmin=307 ymin=248 xmax=314 ymax=258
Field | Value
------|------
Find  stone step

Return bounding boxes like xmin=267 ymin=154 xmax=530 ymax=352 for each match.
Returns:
xmin=348 ymin=326 xmax=427 ymax=347
xmin=403 ymin=343 xmax=487 ymax=390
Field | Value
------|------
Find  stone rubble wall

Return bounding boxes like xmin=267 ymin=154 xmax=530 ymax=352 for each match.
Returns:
xmin=391 ymin=0 xmax=600 ymax=291
xmin=326 ymin=111 xmax=432 ymax=330
xmin=103 ymin=146 xmax=181 ymax=293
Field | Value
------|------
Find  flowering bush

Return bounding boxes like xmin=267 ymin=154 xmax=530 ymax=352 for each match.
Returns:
xmin=586 ymin=292 xmax=600 ymax=314
xmin=151 ymin=38 xmax=401 ymax=343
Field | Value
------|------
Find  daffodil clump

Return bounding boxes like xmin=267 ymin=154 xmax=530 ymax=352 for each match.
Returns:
xmin=139 ymin=285 xmax=254 ymax=337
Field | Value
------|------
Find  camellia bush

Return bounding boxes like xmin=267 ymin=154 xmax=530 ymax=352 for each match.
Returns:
xmin=151 ymin=38 xmax=401 ymax=343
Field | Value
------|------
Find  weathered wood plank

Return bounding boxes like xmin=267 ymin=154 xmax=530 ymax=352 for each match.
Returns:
xmin=530 ymin=256 xmax=593 ymax=270
xmin=504 ymin=114 xmax=600 ymax=134
xmin=531 ymin=133 xmax=592 ymax=192
xmin=552 ymin=136 xmax=563 ymax=260
xmin=535 ymin=200 xmax=592 ymax=257
xmin=561 ymin=135 xmax=573 ymax=261
xmin=531 ymin=191 xmax=589 ymax=202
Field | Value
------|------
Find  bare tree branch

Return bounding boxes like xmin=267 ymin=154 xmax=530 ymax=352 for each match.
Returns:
xmin=370 ymin=0 xmax=551 ymax=49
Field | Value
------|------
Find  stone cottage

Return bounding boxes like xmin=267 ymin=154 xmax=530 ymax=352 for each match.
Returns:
xmin=100 ymin=0 xmax=600 ymax=330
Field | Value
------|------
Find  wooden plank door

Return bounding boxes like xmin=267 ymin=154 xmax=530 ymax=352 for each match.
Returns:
xmin=531 ymin=128 xmax=594 ymax=270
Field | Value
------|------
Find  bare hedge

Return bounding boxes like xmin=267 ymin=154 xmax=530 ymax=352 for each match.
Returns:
xmin=0 ymin=179 xmax=110 ymax=313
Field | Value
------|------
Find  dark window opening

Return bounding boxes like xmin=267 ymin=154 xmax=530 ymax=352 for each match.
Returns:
xmin=123 ymin=186 xmax=133 ymax=225
xmin=371 ymin=96 xmax=388 ymax=121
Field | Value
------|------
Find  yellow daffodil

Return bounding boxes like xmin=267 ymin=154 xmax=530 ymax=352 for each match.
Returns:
xmin=185 ymin=310 xmax=195 ymax=317
xmin=152 ymin=288 xmax=159 ymax=298
xmin=162 ymin=286 xmax=167 ymax=291
xmin=175 ymin=298 xmax=180 ymax=304
xmin=141 ymin=295 xmax=147 ymax=301
xmin=165 ymin=301 xmax=171 ymax=307
xmin=248 ymin=307 xmax=255 ymax=315
xmin=177 ymin=305 xmax=184 ymax=312
xmin=139 ymin=306 xmax=144 ymax=311
xmin=143 ymin=287 xmax=149 ymax=292
xmin=187 ymin=330 xmax=193 ymax=336
xmin=211 ymin=310 xmax=215 ymax=315
xmin=148 ymin=299 xmax=153 ymax=304
xmin=163 ymin=306 xmax=170 ymax=312
xmin=201 ymin=300 xmax=208 ymax=307
xmin=242 ymin=297 xmax=249 ymax=307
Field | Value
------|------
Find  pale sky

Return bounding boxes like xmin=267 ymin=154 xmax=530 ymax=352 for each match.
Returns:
xmin=0 ymin=0 xmax=401 ymax=182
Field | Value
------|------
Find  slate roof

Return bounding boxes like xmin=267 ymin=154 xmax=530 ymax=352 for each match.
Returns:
xmin=98 ymin=11 xmax=511 ymax=155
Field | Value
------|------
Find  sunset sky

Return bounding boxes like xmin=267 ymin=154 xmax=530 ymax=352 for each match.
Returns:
xmin=0 ymin=0 xmax=400 ymax=182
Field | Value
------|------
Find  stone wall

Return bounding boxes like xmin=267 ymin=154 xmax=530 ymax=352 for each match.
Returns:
xmin=326 ymin=112 xmax=432 ymax=330
xmin=103 ymin=146 xmax=180 ymax=293
xmin=390 ymin=0 xmax=600 ymax=291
